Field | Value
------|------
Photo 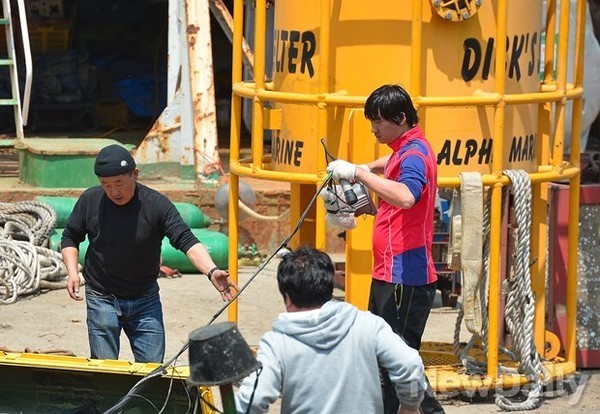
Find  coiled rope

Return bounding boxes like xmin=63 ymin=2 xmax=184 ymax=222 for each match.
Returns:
xmin=495 ymin=169 xmax=548 ymax=410
xmin=0 ymin=201 xmax=75 ymax=304
xmin=0 ymin=201 xmax=56 ymax=245
xmin=452 ymin=170 xmax=548 ymax=411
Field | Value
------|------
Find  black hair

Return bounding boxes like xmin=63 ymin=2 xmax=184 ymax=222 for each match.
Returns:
xmin=277 ymin=246 xmax=334 ymax=308
xmin=364 ymin=84 xmax=419 ymax=127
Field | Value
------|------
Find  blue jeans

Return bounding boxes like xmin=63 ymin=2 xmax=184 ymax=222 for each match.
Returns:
xmin=85 ymin=284 xmax=165 ymax=363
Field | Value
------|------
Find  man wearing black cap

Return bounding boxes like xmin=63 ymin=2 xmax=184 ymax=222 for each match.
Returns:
xmin=61 ymin=144 xmax=238 ymax=363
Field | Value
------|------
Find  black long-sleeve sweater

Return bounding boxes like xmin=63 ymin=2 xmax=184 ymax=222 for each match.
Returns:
xmin=61 ymin=183 xmax=200 ymax=298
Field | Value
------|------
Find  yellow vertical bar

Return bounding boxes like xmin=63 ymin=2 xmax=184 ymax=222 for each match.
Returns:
xmin=572 ymin=0 xmax=586 ymax=89
xmin=252 ymin=0 xmax=266 ymax=169
xmin=552 ymin=0 xmax=571 ymax=167
xmin=315 ymin=0 xmax=331 ymax=252
xmin=551 ymin=0 xmax=575 ymax=366
xmin=346 ymin=112 xmax=375 ymax=310
xmin=410 ymin=0 xmax=422 ymax=97
xmin=564 ymin=0 xmax=585 ymax=369
xmin=486 ymin=0 xmax=509 ymax=380
xmin=544 ymin=0 xmax=557 ymax=85
xmin=533 ymin=0 xmax=554 ymax=351
xmin=289 ymin=184 xmax=302 ymax=249
xmin=544 ymin=0 xmax=557 ymax=165
xmin=532 ymin=104 xmax=550 ymax=353
xmin=531 ymin=187 xmax=548 ymax=354
xmin=291 ymin=184 xmax=317 ymax=248
xmin=227 ymin=0 xmax=245 ymax=323
xmin=533 ymin=0 xmax=558 ymax=350
xmin=228 ymin=175 xmax=240 ymax=323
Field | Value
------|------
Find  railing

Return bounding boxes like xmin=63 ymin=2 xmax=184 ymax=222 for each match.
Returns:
xmin=226 ymin=0 xmax=584 ymax=381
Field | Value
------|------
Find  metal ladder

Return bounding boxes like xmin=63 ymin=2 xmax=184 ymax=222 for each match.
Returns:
xmin=1 ymin=0 xmax=32 ymax=140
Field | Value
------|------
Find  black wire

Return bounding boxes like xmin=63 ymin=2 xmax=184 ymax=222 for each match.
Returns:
xmin=184 ymin=385 xmax=199 ymax=414
xmin=244 ymin=366 xmax=263 ymax=414
xmin=321 ymin=138 xmax=350 ymax=212
xmin=103 ymin=172 xmax=334 ymax=414
xmin=204 ymin=171 xmax=334 ymax=326
xmin=320 ymin=138 xmax=336 ymax=163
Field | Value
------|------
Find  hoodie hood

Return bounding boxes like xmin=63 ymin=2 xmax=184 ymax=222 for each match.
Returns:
xmin=272 ymin=300 xmax=358 ymax=350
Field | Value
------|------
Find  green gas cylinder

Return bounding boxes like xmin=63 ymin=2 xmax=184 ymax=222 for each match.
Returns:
xmin=49 ymin=229 xmax=88 ymax=264
xmin=161 ymin=229 xmax=229 ymax=272
xmin=35 ymin=196 xmax=77 ymax=228
xmin=36 ymin=196 xmax=212 ymax=228
xmin=49 ymin=228 xmax=228 ymax=272
xmin=172 ymin=202 xmax=212 ymax=228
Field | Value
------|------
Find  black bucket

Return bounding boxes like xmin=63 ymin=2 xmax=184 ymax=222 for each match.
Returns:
xmin=187 ymin=322 xmax=261 ymax=386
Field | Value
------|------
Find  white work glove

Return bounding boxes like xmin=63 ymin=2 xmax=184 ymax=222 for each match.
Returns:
xmin=326 ymin=159 xmax=357 ymax=180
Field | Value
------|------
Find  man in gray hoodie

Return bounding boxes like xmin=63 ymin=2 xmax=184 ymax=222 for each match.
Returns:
xmin=235 ymin=247 xmax=427 ymax=413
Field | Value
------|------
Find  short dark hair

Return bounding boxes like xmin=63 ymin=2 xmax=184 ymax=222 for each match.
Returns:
xmin=364 ymin=84 xmax=419 ymax=127
xmin=277 ymin=247 xmax=334 ymax=308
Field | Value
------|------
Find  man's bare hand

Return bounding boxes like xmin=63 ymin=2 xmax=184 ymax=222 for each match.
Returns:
xmin=211 ymin=269 xmax=239 ymax=301
xmin=67 ymin=274 xmax=83 ymax=301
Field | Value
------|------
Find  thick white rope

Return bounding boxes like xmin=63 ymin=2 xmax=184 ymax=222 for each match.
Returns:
xmin=0 ymin=201 xmax=75 ymax=304
xmin=238 ymin=199 xmax=290 ymax=221
xmin=0 ymin=201 xmax=56 ymax=246
xmin=451 ymin=170 xmax=548 ymax=410
xmin=495 ymin=169 xmax=548 ymax=411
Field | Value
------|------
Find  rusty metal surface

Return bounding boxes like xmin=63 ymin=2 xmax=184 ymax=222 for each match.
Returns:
xmin=0 ymin=147 xmax=18 ymax=177
xmin=137 ymin=0 xmax=219 ymax=180
xmin=186 ymin=0 xmax=220 ymax=184
xmin=136 ymin=91 xmax=187 ymax=165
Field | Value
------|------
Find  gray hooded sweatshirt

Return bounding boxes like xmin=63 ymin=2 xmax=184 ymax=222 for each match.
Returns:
xmin=235 ymin=300 xmax=426 ymax=413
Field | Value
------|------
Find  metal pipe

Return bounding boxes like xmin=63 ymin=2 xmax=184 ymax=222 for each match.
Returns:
xmin=410 ymin=0 xmax=423 ymax=98
xmin=486 ymin=0 xmax=509 ymax=380
xmin=530 ymin=187 xmax=549 ymax=355
xmin=227 ymin=0 xmax=246 ymax=324
xmin=232 ymin=157 xmax=581 ymax=187
xmin=251 ymin=0 xmax=267 ymax=170
xmin=231 ymin=161 xmax=324 ymax=184
xmin=552 ymin=0 xmax=571 ymax=166
xmin=532 ymin=3 xmax=557 ymax=349
xmin=316 ymin=0 xmax=331 ymax=252
xmin=544 ymin=0 xmax=557 ymax=86
xmin=15 ymin=0 xmax=31 ymax=127
xmin=533 ymin=82 xmax=552 ymax=355
xmin=232 ymin=82 xmax=582 ymax=107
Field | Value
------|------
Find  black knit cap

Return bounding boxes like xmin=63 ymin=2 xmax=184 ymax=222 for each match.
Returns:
xmin=94 ymin=144 xmax=136 ymax=177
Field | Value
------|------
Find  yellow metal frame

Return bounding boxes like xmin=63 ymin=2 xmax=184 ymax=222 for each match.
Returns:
xmin=0 ymin=351 xmax=216 ymax=412
xmin=227 ymin=0 xmax=584 ymax=391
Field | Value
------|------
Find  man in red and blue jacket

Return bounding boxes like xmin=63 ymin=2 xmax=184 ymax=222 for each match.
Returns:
xmin=327 ymin=84 xmax=444 ymax=414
